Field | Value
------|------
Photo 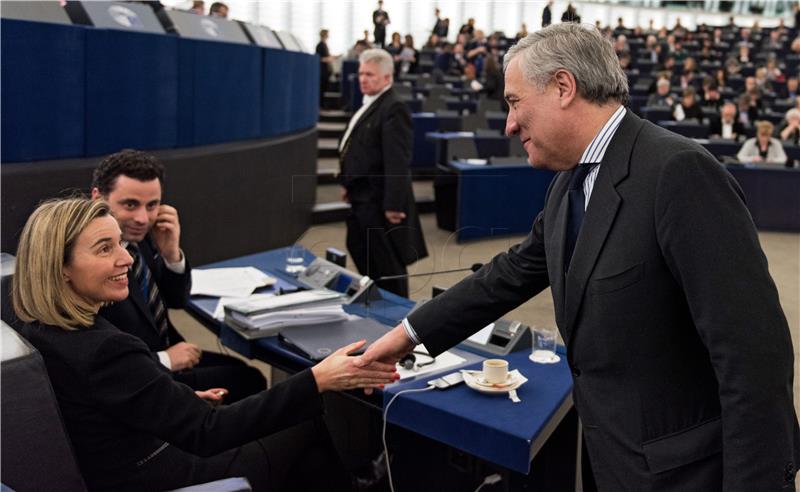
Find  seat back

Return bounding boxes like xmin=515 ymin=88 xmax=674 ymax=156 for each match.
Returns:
xmin=1 ymin=322 xmax=88 ymax=491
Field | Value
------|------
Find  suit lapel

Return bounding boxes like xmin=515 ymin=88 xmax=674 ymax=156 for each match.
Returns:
xmin=562 ymin=111 xmax=644 ymax=343
xmin=547 ymin=172 xmax=571 ymax=329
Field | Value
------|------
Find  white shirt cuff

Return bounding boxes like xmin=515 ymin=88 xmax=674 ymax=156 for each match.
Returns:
xmin=157 ymin=350 xmax=172 ymax=370
xmin=402 ymin=318 xmax=422 ymax=345
xmin=163 ymin=250 xmax=186 ymax=274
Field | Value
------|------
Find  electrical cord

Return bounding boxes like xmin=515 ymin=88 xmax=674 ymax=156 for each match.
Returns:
xmin=474 ymin=473 xmax=502 ymax=492
xmin=382 ymin=384 xmax=436 ymax=492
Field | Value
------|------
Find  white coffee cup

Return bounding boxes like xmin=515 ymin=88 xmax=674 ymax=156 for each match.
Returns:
xmin=482 ymin=359 xmax=509 ymax=384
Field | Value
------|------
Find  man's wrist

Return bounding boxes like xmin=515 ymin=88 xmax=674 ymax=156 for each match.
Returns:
xmin=402 ymin=318 xmax=422 ymax=345
xmin=163 ymin=249 xmax=186 ymax=273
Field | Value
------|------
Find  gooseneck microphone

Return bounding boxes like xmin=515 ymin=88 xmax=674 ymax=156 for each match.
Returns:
xmin=350 ymin=263 xmax=484 ymax=306
xmin=375 ymin=263 xmax=484 ymax=281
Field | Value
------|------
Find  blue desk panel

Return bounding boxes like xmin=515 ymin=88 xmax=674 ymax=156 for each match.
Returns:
xmin=188 ymin=39 xmax=262 ymax=145
xmin=725 ymin=165 xmax=800 ymax=231
xmin=1 ymin=19 xmax=86 ymax=162
xmin=385 ymin=349 xmax=573 ymax=474
xmin=411 ymin=114 xmax=439 ymax=168
xmin=451 ymin=161 xmax=556 ymax=241
xmin=85 ymin=29 xmax=179 ymax=156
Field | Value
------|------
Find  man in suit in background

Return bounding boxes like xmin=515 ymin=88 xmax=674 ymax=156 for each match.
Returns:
xmin=372 ymin=0 xmax=389 ymax=48
xmin=358 ymin=24 xmax=798 ymax=490
xmin=339 ymin=49 xmax=427 ymax=297
xmin=92 ymin=150 xmax=266 ymax=403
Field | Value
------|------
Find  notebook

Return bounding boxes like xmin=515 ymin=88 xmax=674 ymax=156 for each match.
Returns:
xmin=278 ymin=317 xmax=391 ymax=361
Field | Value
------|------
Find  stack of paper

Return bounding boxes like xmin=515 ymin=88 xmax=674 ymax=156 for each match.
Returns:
xmin=191 ymin=267 xmax=276 ymax=298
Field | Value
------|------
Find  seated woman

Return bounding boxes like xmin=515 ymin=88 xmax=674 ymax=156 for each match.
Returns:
xmin=779 ymin=108 xmax=800 ymax=145
xmin=12 ymin=198 xmax=398 ymax=492
xmin=736 ymin=120 xmax=788 ymax=166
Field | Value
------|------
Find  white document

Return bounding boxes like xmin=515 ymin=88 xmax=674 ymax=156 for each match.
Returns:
xmin=213 ymin=293 xmax=276 ymax=320
xmin=395 ymin=345 xmax=467 ymax=381
xmin=467 ymin=323 xmax=494 ymax=345
xmin=191 ymin=267 xmax=276 ymax=298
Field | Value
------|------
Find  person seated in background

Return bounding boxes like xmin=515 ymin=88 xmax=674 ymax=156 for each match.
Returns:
xmin=737 ymin=120 xmax=788 ymax=165
xmin=737 ymin=92 xmax=760 ymax=126
xmin=779 ymin=108 xmax=800 ymax=145
xmin=780 ymin=76 xmax=799 ymax=102
xmin=701 ymin=77 xmax=723 ymax=110
xmin=398 ymin=34 xmax=418 ymax=74
xmin=673 ymin=86 xmax=705 ymax=123
xmin=647 ymin=77 xmax=674 ymax=107
xmin=12 ymin=197 xmax=398 ymax=491
xmin=91 ymin=150 xmax=266 ymax=403
xmin=208 ymin=2 xmax=227 ymax=18
xmin=709 ymin=101 xmax=745 ymax=140
xmin=346 ymin=39 xmax=370 ymax=60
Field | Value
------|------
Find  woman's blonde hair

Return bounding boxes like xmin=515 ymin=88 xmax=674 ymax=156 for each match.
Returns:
xmin=755 ymin=120 xmax=774 ymax=137
xmin=12 ymin=198 xmax=111 ymax=329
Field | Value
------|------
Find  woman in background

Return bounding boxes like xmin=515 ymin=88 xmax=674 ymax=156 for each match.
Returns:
xmin=13 ymin=198 xmax=397 ymax=492
xmin=737 ymin=120 xmax=788 ymax=166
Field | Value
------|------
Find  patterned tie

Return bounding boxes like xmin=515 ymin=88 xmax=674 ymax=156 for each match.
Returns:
xmin=127 ymin=243 xmax=169 ymax=341
xmin=565 ymin=163 xmax=596 ymax=272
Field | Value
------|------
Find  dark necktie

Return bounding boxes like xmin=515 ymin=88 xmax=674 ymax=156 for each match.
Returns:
xmin=127 ymin=243 xmax=169 ymax=341
xmin=565 ymin=163 xmax=596 ymax=272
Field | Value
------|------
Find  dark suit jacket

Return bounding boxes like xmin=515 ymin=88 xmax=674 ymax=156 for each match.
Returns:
xmin=100 ymin=236 xmax=190 ymax=352
xmin=708 ymin=116 xmax=745 ymax=140
xmin=339 ymin=88 xmax=428 ymax=265
xmin=21 ymin=317 xmax=322 ymax=490
xmin=408 ymin=111 xmax=799 ymax=490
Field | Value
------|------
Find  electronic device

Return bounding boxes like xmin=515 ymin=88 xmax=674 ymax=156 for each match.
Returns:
xmin=399 ymin=351 xmax=436 ymax=370
xmin=461 ymin=319 xmax=531 ymax=356
xmin=296 ymin=258 xmax=382 ymax=304
xmin=427 ymin=372 xmax=465 ymax=390
xmin=325 ymin=247 xmax=347 ymax=268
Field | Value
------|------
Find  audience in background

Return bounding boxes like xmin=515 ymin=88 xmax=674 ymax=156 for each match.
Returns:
xmin=673 ymin=87 xmax=705 ymax=122
xmin=737 ymin=121 xmax=788 ymax=165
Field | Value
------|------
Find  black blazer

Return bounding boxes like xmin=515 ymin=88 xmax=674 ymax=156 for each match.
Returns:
xmin=408 ymin=111 xmax=799 ymax=490
xmin=339 ymin=89 xmax=428 ymax=265
xmin=708 ymin=116 xmax=745 ymax=140
xmin=100 ymin=237 xmax=190 ymax=351
xmin=20 ymin=317 xmax=322 ymax=490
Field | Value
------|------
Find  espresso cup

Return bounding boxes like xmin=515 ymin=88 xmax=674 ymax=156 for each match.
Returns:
xmin=482 ymin=359 xmax=509 ymax=384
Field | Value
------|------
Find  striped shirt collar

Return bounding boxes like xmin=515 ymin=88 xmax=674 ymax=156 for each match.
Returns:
xmin=578 ymin=105 xmax=626 ymax=164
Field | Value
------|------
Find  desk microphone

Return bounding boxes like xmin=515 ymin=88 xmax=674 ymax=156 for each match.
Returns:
xmin=350 ymin=263 xmax=483 ymax=306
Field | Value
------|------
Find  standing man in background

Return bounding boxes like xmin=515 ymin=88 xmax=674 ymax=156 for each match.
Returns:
xmin=358 ymin=24 xmax=798 ymax=490
xmin=316 ymin=29 xmax=338 ymax=106
xmin=338 ymin=49 xmax=427 ymax=297
xmin=542 ymin=1 xmax=553 ymax=27
xmin=372 ymin=0 xmax=390 ymax=48
xmin=432 ymin=7 xmax=449 ymax=39
xmin=92 ymin=149 xmax=266 ymax=403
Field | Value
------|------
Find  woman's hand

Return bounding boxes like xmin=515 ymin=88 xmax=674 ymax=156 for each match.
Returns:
xmin=311 ymin=340 xmax=399 ymax=393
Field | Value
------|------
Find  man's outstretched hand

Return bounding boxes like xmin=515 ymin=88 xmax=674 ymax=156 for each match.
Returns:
xmin=354 ymin=324 xmax=416 ymax=394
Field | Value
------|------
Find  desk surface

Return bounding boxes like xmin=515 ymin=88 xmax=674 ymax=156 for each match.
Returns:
xmin=187 ymin=247 xmax=574 ymax=474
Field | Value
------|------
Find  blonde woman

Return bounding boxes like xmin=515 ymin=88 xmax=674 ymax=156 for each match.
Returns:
xmin=13 ymin=198 xmax=397 ymax=491
xmin=736 ymin=120 xmax=788 ymax=165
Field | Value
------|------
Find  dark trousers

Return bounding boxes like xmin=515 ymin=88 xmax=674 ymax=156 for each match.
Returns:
xmin=174 ymin=351 xmax=267 ymax=404
xmin=374 ymin=28 xmax=386 ymax=47
xmin=98 ymin=418 xmax=352 ymax=492
xmin=346 ymin=202 xmax=409 ymax=297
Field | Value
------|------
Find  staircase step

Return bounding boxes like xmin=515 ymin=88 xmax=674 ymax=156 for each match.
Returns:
xmin=319 ymin=109 xmax=350 ymax=123
xmin=317 ymin=138 xmax=340 ymax=158
xmin=317 ymin=121 xmax=346 ymax=139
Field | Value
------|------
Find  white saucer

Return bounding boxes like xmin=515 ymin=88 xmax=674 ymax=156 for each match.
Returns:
xmin=529 ymin=350 xmax=561 ymax=364
xmin=461 ymin=369 xmax=527 ymax=394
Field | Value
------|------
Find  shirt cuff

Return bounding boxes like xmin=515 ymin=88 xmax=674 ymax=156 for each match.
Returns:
xmin=163 ymin=250 xmax=186 ymax=274
xmin=401 ymin=318 xmax=422 ymax=345
xmin=157 ymin=350 xmax=172 ymax=370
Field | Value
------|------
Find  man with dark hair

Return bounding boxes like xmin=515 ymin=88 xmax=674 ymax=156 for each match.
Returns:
xmin=92 ymin=149 xmax=266 ymax=403
xmin=208 ymin=1 xmax=227 ymax=18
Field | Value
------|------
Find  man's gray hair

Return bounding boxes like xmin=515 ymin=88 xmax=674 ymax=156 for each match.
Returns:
xmin=359 ymin=48 xmax=394 ymax=78
xmin=786 ymin=108 xmax=800 ymax=122
xmin=504 ymin=23 xmax=628 ymax=104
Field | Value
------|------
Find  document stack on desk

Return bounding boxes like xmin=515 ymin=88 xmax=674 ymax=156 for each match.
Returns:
xmin=224 ymin=289 xmax=350 ymax=339
xmin=191 ymin=266 xmax=276 ymax=298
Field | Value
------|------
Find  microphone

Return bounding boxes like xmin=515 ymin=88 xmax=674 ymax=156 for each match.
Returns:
xmin=348 ymin=263 xmax=483 ymax=305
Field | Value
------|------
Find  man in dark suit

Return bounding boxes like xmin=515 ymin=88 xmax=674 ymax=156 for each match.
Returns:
xmin=358 ymin=24 xmax=799 ymax=490
xmin=338 ymin=49 xmax=427 ymax=297
xmin=372 ymin=0 xmax=389 ymax=48
xmin=92 ymin=149 xmax=266 ymax=403
xmin=709 ymin=101 xmax=745 ymax=141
